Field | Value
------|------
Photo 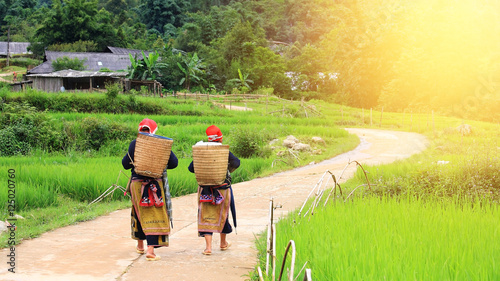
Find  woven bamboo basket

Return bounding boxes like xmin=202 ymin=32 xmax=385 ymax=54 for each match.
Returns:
xmin=134 ymin=132 xmax=173 ymax=178
xmin=192 ymin=144 xmax=229 ymax=186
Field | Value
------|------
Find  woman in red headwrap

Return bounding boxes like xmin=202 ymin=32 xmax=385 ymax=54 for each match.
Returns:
xmin=188 ymin=125 xmax=240 ymax=255
xmin=122 ymin=118 xmax=178 ymax=261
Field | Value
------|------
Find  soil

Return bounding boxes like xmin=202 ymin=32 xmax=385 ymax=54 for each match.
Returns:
xmin=0 ymin=128 xmax=428 ymax=281
xmin=224 ymin=104 xmax=253 ymax=111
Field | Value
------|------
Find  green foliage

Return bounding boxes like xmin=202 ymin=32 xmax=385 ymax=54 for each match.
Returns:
xmin=9 ymin=89 xmax=177 ymax=115
xmin=229 ymin=126 xmax=276 ymax=158
xmin=217 ymin=21 xmax=268 ymax=63
xmin=47 ymin=40 xmax=99 ymax=52
xmin=263 ymin=196 xmax=500 ymax=280
xmin=105 ymin=81 xmax=121 ymax=99
xmin=52 ymin=56 xmax=87 ymax=71
xmin=67 ymin=116 xmax=132 ymax=151
xmin=9 ymin=57 xmax=42 ymax=69
xmin=34 ymin=0 xmax=125 ymax=50
xmin=5 ymin=0 xmax=500 ymax=123
xmin=137 ymin=0 xmax=189 ymax=33
xmin=228 ymin=68 xmax=253 ymax=92
xmin=128 ymin=50 xmax=166 ymax=80
xmin=177 ymin=52 xmax=205 ymax=91
xmin=0 ymin=102 xmax=66 ymax=156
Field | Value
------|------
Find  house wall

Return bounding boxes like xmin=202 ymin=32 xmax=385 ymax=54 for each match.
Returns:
xmin=32 ymin=77 xmax=63 ymax=92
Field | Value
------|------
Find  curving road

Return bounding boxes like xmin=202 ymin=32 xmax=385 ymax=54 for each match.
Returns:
xmin=0 ymin=129 xmax=428 ymax=281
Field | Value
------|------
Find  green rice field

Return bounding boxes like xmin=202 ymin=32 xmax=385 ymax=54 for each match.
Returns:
xmin=266 ymin=196 xmax=499 ymax=280
xmin=252 ymin=112 xmax=499 ymax=280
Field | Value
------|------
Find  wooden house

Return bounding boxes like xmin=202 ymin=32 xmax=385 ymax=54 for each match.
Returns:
xmin=25 ymin=47 xmax=162 ymax=93
xmin=26 ymin=69 xmax=127 ymax=92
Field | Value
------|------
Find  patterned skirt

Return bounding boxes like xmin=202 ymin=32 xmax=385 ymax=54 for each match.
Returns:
xmin=197 ymin=186 xmax=232 ymax=233
xmin=130 ymin=178 xmax=170 ymax=247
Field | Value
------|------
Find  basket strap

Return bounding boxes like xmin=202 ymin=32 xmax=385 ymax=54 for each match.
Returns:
xmin=127 ymin=151 xmax=135 ymax=166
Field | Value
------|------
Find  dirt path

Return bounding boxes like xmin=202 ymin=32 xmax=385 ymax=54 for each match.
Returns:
xmin=0 ymin=128 xmax=428 ymax=281
xmin=224 ymin=104 xmax=253 ymax=111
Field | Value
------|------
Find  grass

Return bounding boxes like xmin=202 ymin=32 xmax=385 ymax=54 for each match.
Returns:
xmin=261 ymin=196 xmax=500 ymax=280
xmin=251 ymin=109 xmax=500 ymax=280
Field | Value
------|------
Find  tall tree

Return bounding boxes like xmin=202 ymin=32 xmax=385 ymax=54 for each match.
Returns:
xmin=137 ymin=0 xmax=190 ymax=34
xmin=34 ymin=0 xmax=125 ymax=51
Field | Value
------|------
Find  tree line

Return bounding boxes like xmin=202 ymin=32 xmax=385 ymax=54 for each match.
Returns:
xmin=2 ymin=0 xmax=499 ymax=122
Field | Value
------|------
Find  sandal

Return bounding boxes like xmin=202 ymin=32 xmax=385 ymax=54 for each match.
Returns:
xmin=202 ymin=250 xmax=212 ymax=256
xmin=146 ymin=254 xmax=161 ymax=261
xmin=136 ymin=247 xmax=145 ymax=254
xmin=220 ymin=243 xmax=231 ymax=251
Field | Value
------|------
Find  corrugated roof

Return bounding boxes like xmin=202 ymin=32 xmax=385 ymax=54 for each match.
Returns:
xmin=107 ymin=46 xmax=150 ymax=56
xmin=0 ymin=42 xmax=31 ymax=55
xmin=26 ymin=69 xmax=128 ymax=78
xmin=28 ymin=49 xmax=149 ymax=74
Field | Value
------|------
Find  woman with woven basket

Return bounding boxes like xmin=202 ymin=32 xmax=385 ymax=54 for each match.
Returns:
xmin=122 ymin=118 xmax=178 ymax=261
xmin=188 ymin=125 xmax=240 ymax=256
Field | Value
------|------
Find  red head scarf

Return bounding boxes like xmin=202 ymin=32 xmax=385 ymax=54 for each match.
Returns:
xmin=206 ymin=125 xmax=223 ymax=142
xmin=138 ymin=118 xmax=158 ymax=134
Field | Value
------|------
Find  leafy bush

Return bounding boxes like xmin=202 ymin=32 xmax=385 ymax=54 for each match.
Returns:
xmin=13 ymin=90 xmax=169 ymax=115
xmin=105 ymin=82 xmax=121 ymax=99
xmin=66 ymin=116 xmax=133 ymax=151
xmin=0 ymin=102 xmax=66 ymax=155
xmin=10 ymin=57 xmax=42 ymax=68
xmin=229 ymin=126 xmax=275 ymax=158
xmin=52 ymin=56 xmax=87 ymax=71
xmin=0 ymin=127 xmax=27 ymax=156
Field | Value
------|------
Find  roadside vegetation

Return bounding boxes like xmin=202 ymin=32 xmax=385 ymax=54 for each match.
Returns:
xmin=252 ymin=112 xmax=500 ymax=280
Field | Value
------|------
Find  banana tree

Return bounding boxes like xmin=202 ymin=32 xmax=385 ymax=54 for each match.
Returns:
xmin=177 ymin=52 xmax=205 ymax=91
xmin=128 ymin=53 xmax=144 ymax=79
xmin=128 ymin=51 xmax=167 ymax=81
xmin=228 ymin=68 xmax=254 ymax=93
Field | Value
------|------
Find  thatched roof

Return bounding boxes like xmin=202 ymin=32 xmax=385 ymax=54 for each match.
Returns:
xmin=0 ymin=42 xmax=31 ymax=56
xmin=28 ymin=48 xmax=150 ymax=74
xmin=26 ymin=69 xmax=128 ymax=78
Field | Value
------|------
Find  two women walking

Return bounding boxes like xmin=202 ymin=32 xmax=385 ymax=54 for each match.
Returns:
xmin=122 ymin=119 xmax=239 ymax=261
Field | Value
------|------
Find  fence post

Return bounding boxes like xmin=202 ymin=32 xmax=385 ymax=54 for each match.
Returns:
xmin=266 ymin=198 xmax=273 ymax=275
